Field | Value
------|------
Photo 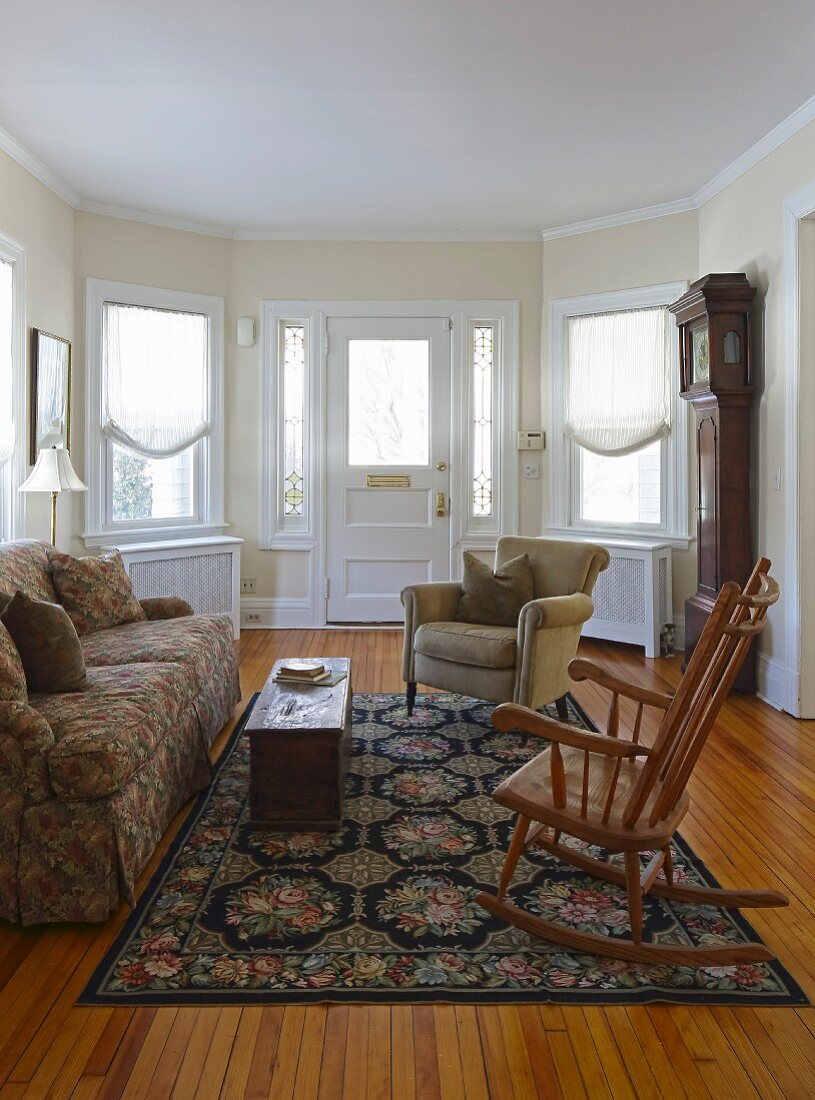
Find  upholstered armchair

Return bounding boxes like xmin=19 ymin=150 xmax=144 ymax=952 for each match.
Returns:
xmin=401 ymin=537 xmax=609 ymax=718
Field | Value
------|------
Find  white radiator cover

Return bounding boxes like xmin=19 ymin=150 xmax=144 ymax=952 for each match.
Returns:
xmin=115 ymin=536 xmax=243 ymax=639
xmin=578 ymin=538 xmax=673 ymax=658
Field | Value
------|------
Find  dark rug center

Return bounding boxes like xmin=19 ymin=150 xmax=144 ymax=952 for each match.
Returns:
xmin=80 ymin=693 xmax=806 ymax=1005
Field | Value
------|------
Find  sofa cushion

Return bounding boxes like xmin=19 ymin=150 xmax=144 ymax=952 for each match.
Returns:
xmin=414 ymin=621 xmax=518 ymax=670
xmin=80 ymin=613 xmax=235 ymax=691
xmin=0 ymin=620 xmax=27 ymax=703
xmin=1 ymin=591 xmax=87 ymax=693
xmin=47 ymin=549 xmax=147 ymax=636
xmin=0 ymin=540 xmax=57 ymax=603
xmin=32 ymin=662 xmax=196 ymax=800
xmin=455 ymin=552 xmax=534 ymax=628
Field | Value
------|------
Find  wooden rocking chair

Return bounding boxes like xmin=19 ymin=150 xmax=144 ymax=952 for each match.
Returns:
xmin=476 ymin=558 xmax=788 ymax=966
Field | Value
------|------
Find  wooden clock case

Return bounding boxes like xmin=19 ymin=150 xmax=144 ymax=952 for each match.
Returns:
xmin=669 ymin=273 xmax=757 ymax=692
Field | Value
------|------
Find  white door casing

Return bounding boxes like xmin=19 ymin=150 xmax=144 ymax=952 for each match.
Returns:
xmin=259 ymin=299 xmax=519 ymax=629
xmin=325 ymin=316 xmax=451 ymax=622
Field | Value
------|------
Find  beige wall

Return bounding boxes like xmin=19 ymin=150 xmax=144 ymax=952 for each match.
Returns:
xmin=540 ymin=211 xmax=700 ymax=614
xmin=0 ymin=150 xmax=75 ymax=545
xmin=697 ymin=119 xmax=815 ymax=706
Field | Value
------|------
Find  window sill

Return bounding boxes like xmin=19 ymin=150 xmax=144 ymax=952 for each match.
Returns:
xmin=83 ymin=523 xmax=230 ymax=549
xmin=545 ymin=526 xmax=693 ymax=552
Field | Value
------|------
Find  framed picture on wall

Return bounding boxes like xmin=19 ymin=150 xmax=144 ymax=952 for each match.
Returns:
xmin=30 ymin=328 xmax=72 ymax=464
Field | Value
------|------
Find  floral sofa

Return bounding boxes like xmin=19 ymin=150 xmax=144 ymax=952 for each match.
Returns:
xmin=0 ymin=540 xmax=241 ymax=925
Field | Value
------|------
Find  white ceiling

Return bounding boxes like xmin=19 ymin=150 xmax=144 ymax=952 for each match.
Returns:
xmin=2 ymin=0 xmax=814 ymax=237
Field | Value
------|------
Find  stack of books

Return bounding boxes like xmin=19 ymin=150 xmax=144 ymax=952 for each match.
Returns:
xmin=274 ymin=661 xmax=332 ymax=686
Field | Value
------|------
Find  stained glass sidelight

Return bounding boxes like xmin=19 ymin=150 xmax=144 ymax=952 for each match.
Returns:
xmin=282 ymin=324 xmax=305 ymax=516
xmin=472 ymin=324 xmax=494 ymax=517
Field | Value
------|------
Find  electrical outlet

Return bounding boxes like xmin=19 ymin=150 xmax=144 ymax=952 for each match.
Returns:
xmin=240 ymin=577 xmax=256 ymax=594
xmin=244 ymin=612 xmax=261 ymax=624
xmin=522 ymin=461 xmax=541 ymax=479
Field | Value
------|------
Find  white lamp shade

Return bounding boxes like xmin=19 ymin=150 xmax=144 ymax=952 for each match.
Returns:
xmin=19 ymin=447 xmax=88 ymax=493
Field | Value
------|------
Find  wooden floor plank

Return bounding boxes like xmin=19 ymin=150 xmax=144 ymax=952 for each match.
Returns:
xmin=0 ymin=631 xmax=812 ymax=1099
xmin=217 ymin=1007 xmax=263 ymax=1099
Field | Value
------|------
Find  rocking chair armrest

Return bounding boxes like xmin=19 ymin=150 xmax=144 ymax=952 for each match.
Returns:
xmin=568 ymin=659 xmax=674 ymax=710
xmin=492 ymin=703 xmax=650 ymax=759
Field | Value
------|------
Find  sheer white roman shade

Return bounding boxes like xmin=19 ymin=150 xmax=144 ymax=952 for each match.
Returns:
xmin=564 ymin=306 xmax=670 ymax=456
xmin=102 ymin=302 xmax=209 ymax=458
xmin=0 ymin=259 xmax=14 ymax=470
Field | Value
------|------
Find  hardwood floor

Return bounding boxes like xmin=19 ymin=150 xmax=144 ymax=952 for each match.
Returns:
xmin=2 ymin=629 xmax=815 ymax=1098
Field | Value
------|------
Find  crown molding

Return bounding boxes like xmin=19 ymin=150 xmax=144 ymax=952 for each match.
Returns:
xmin=231 ymin=226 xmax=541 ymax=241
xmin=3 ymin=93 xmax=815 ymax=243
xmin=74 ymin=200 xmax=234 ymax=239
xmin=540 ymin=196 xmax=697 ymax=241
xmin=0 ymin=123 xmax=81 ymax=207
xmin=540 ymin=93 xmax=815 ymax=243
xmin=694 ymin=92 xmax=815 ymax=207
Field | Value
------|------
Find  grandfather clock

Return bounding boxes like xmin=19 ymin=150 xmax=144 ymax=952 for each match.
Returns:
xmin=668 ymin=273 xmax=757 ymax=692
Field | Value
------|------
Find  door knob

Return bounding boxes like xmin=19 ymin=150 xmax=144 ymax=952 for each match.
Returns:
xmin=436 ymin=461 xmax=447 ymax=471
xmin=436 ymin=491 xmax=446 ymax=517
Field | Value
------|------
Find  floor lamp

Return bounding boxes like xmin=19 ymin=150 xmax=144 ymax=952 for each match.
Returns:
xmin=19 ymin=446 xmax=87 ymax=546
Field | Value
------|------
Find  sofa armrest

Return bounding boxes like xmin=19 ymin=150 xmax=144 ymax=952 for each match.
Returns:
xmin=401 ymin=582 xmax=464 ymax=683
xmin=518 ymin=592 xmax=594 ymax=632
xmin=0 ymin=701 xmax=54 ymax=805
xmin=139 ymin=596 xmax=194 ymax=620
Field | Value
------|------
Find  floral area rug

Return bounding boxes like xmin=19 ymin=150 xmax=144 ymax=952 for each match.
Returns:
xmin=80 ymin=693 xmax=806 ymax=1005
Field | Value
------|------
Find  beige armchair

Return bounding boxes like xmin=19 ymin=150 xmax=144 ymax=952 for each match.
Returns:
xmin=401 ymin=537 xmax=609 ymax=718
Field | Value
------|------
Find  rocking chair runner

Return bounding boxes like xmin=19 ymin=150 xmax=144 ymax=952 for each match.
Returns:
xmin=476 ymin=558 xmax=788 ymax=967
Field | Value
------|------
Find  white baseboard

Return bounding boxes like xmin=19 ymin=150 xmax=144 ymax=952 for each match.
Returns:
xmin=240 ymin=596 xmax=312 ymax=629
xmin=756 ymin=653 xmax=797 ymax=713
xmin=239 ymin=597 xmax=404 ymax=631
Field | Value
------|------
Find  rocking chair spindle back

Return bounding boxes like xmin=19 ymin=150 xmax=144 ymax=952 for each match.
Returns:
xmin=476 ymin=558 xmax=788 ymax=967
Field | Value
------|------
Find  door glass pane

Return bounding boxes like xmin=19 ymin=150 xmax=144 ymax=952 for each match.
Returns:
xmin=472 ymin=323 xmax=494 ymax=516
xmin=281 ymin=323 xmax=306 ymax=516
xmin=347 ymin=340 xmax=429 ymax=465
xmin=579 ymin=439 xmax=661 ymax=525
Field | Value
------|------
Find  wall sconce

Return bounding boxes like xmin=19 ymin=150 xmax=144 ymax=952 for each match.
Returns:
xmin=237 ymin=317 xmax=256 ymax=348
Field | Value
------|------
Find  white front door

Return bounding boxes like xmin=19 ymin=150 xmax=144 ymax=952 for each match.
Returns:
xmin=326 ymin=316 xmax=451 ymax=622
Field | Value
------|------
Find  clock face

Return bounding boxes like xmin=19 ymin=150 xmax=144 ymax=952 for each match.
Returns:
xmin=691 ymin=325 xmax=710 ymax=385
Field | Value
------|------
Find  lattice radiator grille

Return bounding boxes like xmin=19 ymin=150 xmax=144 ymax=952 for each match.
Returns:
xmin=129 ymin=553 xmax=233 ymax=615
xmin=580 ymin=542 xmax=672 ymax=658
xmin=591 ymin=556 xmax=647 ymax=625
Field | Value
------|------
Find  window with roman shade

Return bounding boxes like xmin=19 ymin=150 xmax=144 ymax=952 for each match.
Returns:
xmin=548 ymin=283 xmax=689 ymax=543
xmin=85 ymin=279 xmax=224 ymax=544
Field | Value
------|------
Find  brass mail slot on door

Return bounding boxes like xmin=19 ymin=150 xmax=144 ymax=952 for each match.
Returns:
xmin=366 ymin=474 xmax=411 ymax=488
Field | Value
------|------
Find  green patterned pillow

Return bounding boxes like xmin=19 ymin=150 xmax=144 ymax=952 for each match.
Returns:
xmin=47 ymin=549 xmax=147 ymax=636
xmin=1 ymin=590 xmax=87 ymax=693
xmin=455 ymin=551 xmax=534 ymax=628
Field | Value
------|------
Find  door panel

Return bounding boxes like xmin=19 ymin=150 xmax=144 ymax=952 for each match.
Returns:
xmin=326 ymin=317 xmax=450 ymax=622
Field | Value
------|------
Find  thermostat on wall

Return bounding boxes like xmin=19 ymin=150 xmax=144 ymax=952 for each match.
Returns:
xmin=517 ymin=430 xmax=545 ymax=451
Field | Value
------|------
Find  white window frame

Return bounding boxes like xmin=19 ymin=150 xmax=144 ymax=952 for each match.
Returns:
xmin=548 ymin=282 xmax=691 ymax=548
xmin=0 ymin=231 xmax=26 ymax=543
xmin=259 ymin=300 xmax=519 ymax=619
xmin=84 ymin=278 xmax=225 ymax=547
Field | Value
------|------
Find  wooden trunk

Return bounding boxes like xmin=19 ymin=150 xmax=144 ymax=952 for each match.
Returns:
xmin=246 ymin=657 xmax=352 ymax=830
